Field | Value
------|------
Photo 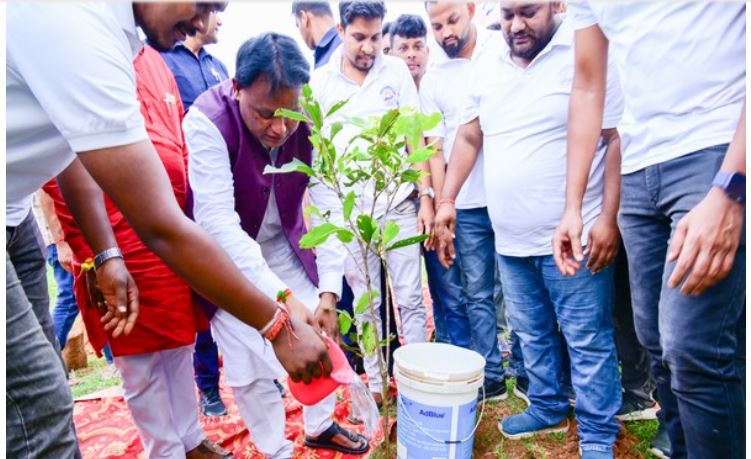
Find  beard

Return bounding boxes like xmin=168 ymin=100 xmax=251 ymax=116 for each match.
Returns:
xmin=506 ymin=25 xmax=557 ymax=61
xmin=441 ymin=34 xmax=468 ymax=58
xmin=350 ymin=54 xmax=375 ymax=72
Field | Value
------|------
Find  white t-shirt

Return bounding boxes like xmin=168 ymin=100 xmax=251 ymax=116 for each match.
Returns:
xmin=6 ymin=2 xmax=148 ymax=226
xmin=568 ymin=2 xmax=746 ymax=174
xmin=309 ymin=48 xmax=421 ymax=219
xmin=462 ymin=17 xmax=624 ymax=257
xmin=420 ymin=28 xmax=503 ymax=209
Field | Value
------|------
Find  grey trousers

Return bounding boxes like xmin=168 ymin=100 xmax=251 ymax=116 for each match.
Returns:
xmin=6 ymin=211 xmax=79 ymax=458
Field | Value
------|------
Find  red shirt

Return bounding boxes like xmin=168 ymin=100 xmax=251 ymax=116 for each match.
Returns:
xmin=44 ymin=46 xmax=206 ymax=356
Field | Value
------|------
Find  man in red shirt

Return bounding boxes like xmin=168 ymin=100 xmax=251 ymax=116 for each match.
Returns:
xmin=45 ymin=45 xmax=231 ymax=459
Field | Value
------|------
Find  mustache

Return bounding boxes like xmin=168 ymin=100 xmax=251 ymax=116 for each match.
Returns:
xmin=442 ymin=35 xmax=460 ymax=46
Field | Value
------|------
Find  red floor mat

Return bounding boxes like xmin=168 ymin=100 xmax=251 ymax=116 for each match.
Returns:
xmin=74 ymin=379 xmax=389 ymax=458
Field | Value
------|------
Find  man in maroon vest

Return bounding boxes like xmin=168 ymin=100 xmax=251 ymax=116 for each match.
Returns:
xmin=184 ymin=33 xmax=368 ymax=457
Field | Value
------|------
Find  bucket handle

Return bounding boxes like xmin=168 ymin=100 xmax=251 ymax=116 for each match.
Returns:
xmin=396 ymin=385 xmax=486 ymax=445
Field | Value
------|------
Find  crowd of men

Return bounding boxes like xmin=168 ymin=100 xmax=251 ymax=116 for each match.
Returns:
xmin=6 ymin=1 xmax=745 ymax=459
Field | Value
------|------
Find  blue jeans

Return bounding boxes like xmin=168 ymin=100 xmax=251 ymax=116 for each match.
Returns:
xmin=48 ymin=244 xmax=79 ymax=350
xmin=497 ymin=253 xmax=621 ymax=452
xmin=424 ymin=249 xmax=471 ymax=347
xmin=7 ymin=212 xmax=80 ymax=457
xmin=193 ymin=329 xmax=221 ymax=394
xmin=619 ymin=145 xmax=745 ymax=459
xmin=455 ymin=207 xmax=505 ymax=384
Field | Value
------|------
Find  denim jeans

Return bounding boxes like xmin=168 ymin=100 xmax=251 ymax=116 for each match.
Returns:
xmin=619 ymin=145 xmax=746 ymax=459
xmin=48 ymin=244 xmax=79 ymax=350
xmin=424 ymin=248 xmax=471 ymax=347
xmin=455 ymin=207 xmax=505 ymax=384
xmin=613 ymin=247 xmax=655 ymax=403
xmin=193 ymin=329 xmax=221 ymax=395
xmin=497 ymin=253 xmax=621 ymax=452
xmin=6 ymin=212 xmax=80 ymax=458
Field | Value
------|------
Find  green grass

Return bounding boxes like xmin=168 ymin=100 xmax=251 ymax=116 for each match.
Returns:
xmin=70 ymin=356 xmax=121 ymax=399
xmin=625 ymin=419 xmax=660 ymax=458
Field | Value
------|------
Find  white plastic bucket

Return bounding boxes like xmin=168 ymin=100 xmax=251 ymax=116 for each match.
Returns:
xmin=394 ymin=343 xmax=486 ymax=459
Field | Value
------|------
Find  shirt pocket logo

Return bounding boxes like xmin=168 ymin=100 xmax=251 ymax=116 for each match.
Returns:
xmin=380 ymin=85 xmax=397 ymax=107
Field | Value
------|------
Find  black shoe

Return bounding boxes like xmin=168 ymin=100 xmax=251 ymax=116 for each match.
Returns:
xmin=649 ymin=422 xmax=671 ymax=459
xmin=480 ymin=379 xmax=508 ymax=402
xmin=512 ymin=377 xmax=530 ymax=406
xmin=200 ymin=387 xmax=228 ymax=417
xmin=616 ymin=391 xmax=658 ymax=421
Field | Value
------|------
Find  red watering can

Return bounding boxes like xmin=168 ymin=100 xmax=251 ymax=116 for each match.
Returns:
xmin=288 ymin=336 xmax=356 ymax=406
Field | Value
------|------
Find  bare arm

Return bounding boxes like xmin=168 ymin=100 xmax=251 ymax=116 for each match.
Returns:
xmin=433 ymin=118 xmax=483 ymax=268
xmin=552 ymin=25 xmax=609 ymax=274
xmin=584 ymin=128 xmax=622 ymax=274
xmin=427 ymin=137 xmax=446 ymax=204
xmin=77 ymin=139 xmax=330 ymax=382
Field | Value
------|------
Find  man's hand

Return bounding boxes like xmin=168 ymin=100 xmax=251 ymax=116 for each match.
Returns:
xmin=314 ymin=292 xmax=340 ymax=342
xmin=272 ymin=317 xmax=332 ymax=384
xmin=585 ymin=214 xmax=620 ymax=274
xmin=94 ymin=258 xmax=139 ymax=338
xmin=552 ymin=207 xmax=585 ymax=276
xmin=417 ymin=197 xmax=436 ymax=250
xmin=57 ymin=241 xmax=74 ymax=273
xmin=433 ymin=202 xmax=457 ymax=269
xmin=667 ymin=187 xmax=744 ymax=295
xmin=286 ymin=295 xmax=316 ymax=329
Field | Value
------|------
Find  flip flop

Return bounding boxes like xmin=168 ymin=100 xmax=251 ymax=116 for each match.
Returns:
xmin=304 ymin=422 xmax=370 ymax=455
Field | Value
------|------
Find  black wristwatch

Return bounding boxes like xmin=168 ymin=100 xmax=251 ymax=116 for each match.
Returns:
xmin=712 ymin=171 xmax=745 ymax=205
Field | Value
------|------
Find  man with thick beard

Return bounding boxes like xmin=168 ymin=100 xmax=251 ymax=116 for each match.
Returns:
xmin=434 ymin=3 xmax=624 ymax=457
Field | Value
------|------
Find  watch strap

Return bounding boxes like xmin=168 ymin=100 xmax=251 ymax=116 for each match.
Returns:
xmin=94 ymin=247 xmax=123 ymax=270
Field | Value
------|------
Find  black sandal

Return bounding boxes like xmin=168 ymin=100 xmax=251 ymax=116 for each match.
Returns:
xmin=304 ymin=422 xmax=370 ymax=455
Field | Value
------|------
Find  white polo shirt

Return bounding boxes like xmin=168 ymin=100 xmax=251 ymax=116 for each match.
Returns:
xmin=462 ymin=17 xmax=624 ymax=257
xmin=6 ymin=2 xmax=147 ymax=226
xmin=309 ymin=47 xmax=421 ymax=219
xmin=420 ymin=28 xmax=503 ymax=210
xmin=568 ymin=2 xmax=746 ymax=174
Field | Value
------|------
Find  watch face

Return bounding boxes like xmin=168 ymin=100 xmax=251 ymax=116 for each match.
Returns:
xmin=728 ymin=173 xmax=746 ymax=203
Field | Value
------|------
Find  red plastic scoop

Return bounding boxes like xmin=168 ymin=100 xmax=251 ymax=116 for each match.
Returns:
xmin=288 ymin=336 xmax=356 ymax=406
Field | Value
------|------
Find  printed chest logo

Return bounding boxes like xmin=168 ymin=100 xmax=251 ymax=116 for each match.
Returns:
xmin=210 ymin=67 xmax=222 ymax=82
xmin=380 ymin=86 xmax=397 ymax=105
xmin=163 ymin=92 xmax=177 ymax=112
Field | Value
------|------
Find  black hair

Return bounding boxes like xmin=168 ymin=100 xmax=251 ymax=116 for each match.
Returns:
xmin=390 ymin=14 xmax=427 ymax=40
xmin=339 ymin=1 xmax=386 ymax=28
xmin=291 ymin=1 xmax=333 ymax=18
xmin=382 ymin=21 xmax=392 ymax=36
xmin=235 ymin=32 xmax=310 ymax=93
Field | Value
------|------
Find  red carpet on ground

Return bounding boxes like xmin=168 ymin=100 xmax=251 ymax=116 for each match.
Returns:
xmin=74 ymin=378 xmax=387 ymax=458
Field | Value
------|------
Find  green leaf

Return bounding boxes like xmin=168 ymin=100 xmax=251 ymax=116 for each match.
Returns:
xmin=378 ymin=109 xmax=400 ymax=137
xmin=326 ymin=99 xmax=349 ymax=118
xmin=400 ymin=168 xmax=422 ymax=183
xmin=274 ymin=108 xmax=311 ymax=124
xmin=356 ymin=215 xmax=377 ymax=244
xmin=308 ymin=102 xmax=323 ymax=128
xmin=420 ymin=111 xmax=442 ymax=132
xmin=386 ymin=234 xmax=430 ymax=251
xmin=299 ymin=223 xmax=338 ymax=248
xmin=263 ymin=158 xmax=314 ymax=176
xmin=338 ymin=310 xmax=353 ymax=335
xmin=304 ymin=205 xmax=322 ymax=219
xmin=382 ymin=220 xmax=400 ymax=246
xmin=302 ymin=84 xmax=313 ymax=100
xmin=355 ymin=291 xmax=378 ymax=315
xmin=343 ymin=191 xmax=356 ymax=220
xmin=405 ymin=147 xmax=433 ymax=164
xmin=362 ymin=321 xmax=378 ymax=355
xmin=335 ymin=229 xmax=354 ymax=243
xmin=330 ymin=121 xmax=344 ymax=140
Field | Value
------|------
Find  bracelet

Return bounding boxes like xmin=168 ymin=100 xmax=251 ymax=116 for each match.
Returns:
xmin=264 ymin=310 xmax=290 ymax=342
xmin=259 ymin=307 xmax=283 ymax=336
xmin=438 ymin=198 xmax=455 ymax=207
xmin=276 ymin=288 xmax=293 ymax=305
xmin=94 ymin=247 xmax=123 ymax=270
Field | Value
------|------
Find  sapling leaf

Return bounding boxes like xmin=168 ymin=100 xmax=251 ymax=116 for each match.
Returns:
xmin=338 ymin=310 xmax=353 ymax=335
xmin=343 ymin=191 xmax=356 ymax=220
xmin=386 ymin=234 xmax=430 ymax=251
xmin=263 ymin=158 xmax=314 ymax=176
xmin=362 ymin=321 xmax=378 ymax=355
xmin=299 ymin=223 xmax=339 ymax=248
xmin=382 ymin=220 xmax=400 ymax=246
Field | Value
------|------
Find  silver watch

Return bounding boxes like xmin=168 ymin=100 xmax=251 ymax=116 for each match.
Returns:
xmin=94 ymin=247 xmax=123 ymax=270
xmin=418 ymin=187 xmax=435 ymax=199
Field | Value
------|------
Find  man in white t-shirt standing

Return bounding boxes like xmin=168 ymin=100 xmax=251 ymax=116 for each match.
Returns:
xmin=309 ymin=1 xmax=434 ymax=402
xmin=435 ymin=4 xmax=623 ymax=457
xmin=422 ymin=1 xmax=513 ymax=402
xmin=555 ymin=4 xmax=746 ymax=458
xmin=6 ymin=3 xmax=333 ymax=457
